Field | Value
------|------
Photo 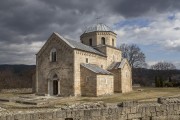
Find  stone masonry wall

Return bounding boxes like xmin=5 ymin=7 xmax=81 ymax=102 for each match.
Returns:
xmin=121 ymin=62 xmax=132 ymax=93
xmin=96 ymin=75 xmax=114 ymax=96
xmin=80 ymin=65 xmax=97 ymax=96
xmin=74 ymin=50 xmax=107 ymax=96
xmin=110 ymin=69 xmax=121 ymax=92
xmin=36 ymin=34 xmax=74 ymax=96
xmin=105 ymin=47 xmax=122 ymax=69
xmin=0 ymin=96 xmax=180 ymax=120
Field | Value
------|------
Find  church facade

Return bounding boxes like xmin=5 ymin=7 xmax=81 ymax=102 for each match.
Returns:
xmin=36 ymin=23 xmax=132 ymax=97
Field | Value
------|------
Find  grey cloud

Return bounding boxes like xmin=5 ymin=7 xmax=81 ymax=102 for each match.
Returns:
xmin=107 ymin=0 xmax=180 ymax=18
xmin=174 ymin=27 xmax=180 ymax=30
xmin=0 ymin=0 xmax=180 ymax=64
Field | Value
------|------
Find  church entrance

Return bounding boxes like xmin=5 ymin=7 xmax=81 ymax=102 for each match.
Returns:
xmin=48 ymin=73 xmax=60 ymax=96
xmin=53 ymin=80 xmax=58 ymax=95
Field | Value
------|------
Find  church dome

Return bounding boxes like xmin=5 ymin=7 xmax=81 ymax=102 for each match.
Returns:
xmin=84 ymin=23 xmax=113 ymax=33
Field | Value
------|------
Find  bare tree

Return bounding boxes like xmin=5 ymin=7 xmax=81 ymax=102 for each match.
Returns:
xmin=119 ymin=44 xmax=147 ymax=68
xmin=151 ymin=62 xmax=176 ymax=70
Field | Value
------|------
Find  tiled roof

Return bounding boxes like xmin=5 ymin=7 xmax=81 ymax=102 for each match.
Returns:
xmin=107 ymin=59 xmax=127 ymax=70
xmin=84 ymin=23 xmax=113 ymax=33
xmin=81 ymin=63 xmax=112 ymax=75
xmin=54 ymin=32 xmax=106 ymax=56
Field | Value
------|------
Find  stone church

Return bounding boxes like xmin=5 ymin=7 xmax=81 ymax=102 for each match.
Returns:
xmin=36 ymin=23 xmax=132 ymax=97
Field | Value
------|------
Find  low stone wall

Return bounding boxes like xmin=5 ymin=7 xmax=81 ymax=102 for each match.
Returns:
xmin=0 ymin=97 xmax=180 ymax=120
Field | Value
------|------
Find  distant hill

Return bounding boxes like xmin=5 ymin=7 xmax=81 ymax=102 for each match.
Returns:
xmin=0 ymin=64 xmax=35 ymax=73
xmin=133 ymin=68 xmax=180 ymax=86
xmin=0 ymin=64 xmax=179 ymax=89
xmin=0 ymin=64 xmax=35 ymax=89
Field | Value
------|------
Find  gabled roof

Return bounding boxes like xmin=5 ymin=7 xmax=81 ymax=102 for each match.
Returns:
xmin=107 ymin=59 xmax=128 ymax=70
xmin=81 ymin=63 xmax=112 ymax=75
xmin=54 ymin=32 xmax=106 ymax=57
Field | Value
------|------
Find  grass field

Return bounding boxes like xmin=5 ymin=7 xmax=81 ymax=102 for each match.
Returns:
xmin=0 ymin=87 xmax=180 ymax=108
xmin=55 ymin=87 xmax=180 ymax=105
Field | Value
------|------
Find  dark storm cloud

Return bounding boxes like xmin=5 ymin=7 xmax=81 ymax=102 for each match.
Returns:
xmin=1 ymin=0 xmax=180 ymax=44
xmin=0 ymin=0 xmax=180 ymax=64
xmin=108 ymin=0 xmax=180 ymax=17
xmin=0 ymin=0 xmax=104 ymax=44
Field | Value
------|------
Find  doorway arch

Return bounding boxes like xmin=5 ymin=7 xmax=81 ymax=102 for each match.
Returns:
xmin=48 ymin=73 xmax=60 ymax=96
xmin=53 ymin=80 xmax=58 ymax=95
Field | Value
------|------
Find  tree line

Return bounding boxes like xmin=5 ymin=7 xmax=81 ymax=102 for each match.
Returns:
xmin=119 ymin=44 xmax=179 ymax=87
xmin=0 ymin=65 xmax=35 ymax=90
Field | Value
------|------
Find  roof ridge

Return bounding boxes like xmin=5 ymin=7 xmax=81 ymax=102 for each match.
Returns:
xmin=53 ymin=32 xmax=75 ymax=48
xmin=54 ymin=32 xmax=106 ymax=56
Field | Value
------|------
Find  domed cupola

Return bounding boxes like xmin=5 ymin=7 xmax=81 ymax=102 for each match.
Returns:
xmin=84 ymin=23 xmax=113 ymax=33
xmin=80 ymin=23 xmax=117 ymax=47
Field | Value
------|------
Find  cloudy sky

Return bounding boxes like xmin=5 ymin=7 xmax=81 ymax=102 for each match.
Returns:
xmin=0 ymin=0 xmax=180 ymax=69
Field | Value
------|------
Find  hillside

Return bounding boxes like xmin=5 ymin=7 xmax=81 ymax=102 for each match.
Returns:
xmin=133 ymin=68 xmax=180 ymax=86
xmin=0 ymin=64 xmax=180 ymax=89
xmin=0 ymin=64 xmax=35 ymax=89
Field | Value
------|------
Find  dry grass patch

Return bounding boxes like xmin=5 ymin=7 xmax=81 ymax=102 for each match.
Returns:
xmin=55 ymin=87 xmax=180 ymax=105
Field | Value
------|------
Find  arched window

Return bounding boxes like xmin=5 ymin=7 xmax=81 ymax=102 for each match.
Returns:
xmin=89 ymin=38 xmax=92 ymax=46
xmin=50 ymin=48 xmax=57 ymax=62
xmin=101 ymin=37 xmax=105 ymax=45
xmin=112 ymin=39 xmax=114 ymax=46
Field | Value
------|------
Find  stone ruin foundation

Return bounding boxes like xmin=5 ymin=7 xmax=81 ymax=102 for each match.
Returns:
xmin=0 ymin=96 xmax=180 ymax=120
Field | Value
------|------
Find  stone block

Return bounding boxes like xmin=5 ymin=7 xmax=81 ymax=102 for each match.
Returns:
xmin=118 ymin=107 xmax=123 ymax=115
xmin=24 ymin=114 xmax=31 ymax=120
xmin=37 ymin=113 xmax=46 ymax=120
xmin=155 ymin=106 xmax=160 ymax=112
xmin=162 ymin=111 xmax=168 ymax=116
xmin=84 ymin=110 xmax=92 ymax=117
xmin=123 ymin=107 xmax=131 ymax=114
xmin=137 ymin=107 xmax=143 ymax=113
xmin=118 ymin=114 xmax=127 ymax=120
xmin=149 ymin=106 xmax=156 ymax=113
xmin=91 ymin=116 xmax=102 ymax=120
xmin=101 ymin=109 xmax=108 ymax=116
xmin=178 ymin=103 xmax=180 ymax=109
xmin=173 ymin=104 xmax=179 ymax=111
xmin=45 ymin=112 xmax=54 ymax=119
xmin=141 ymin=117 xmax=151 ymax=120
xmin=151 ymin=112 xmax=156 ymax=117
xmin=0 ymin=116 xmax=6 ymax=120
xmin=69 ymin=110 xmax=81 ymax=118
xmin=104 ymin=115 xmax=114 ymax=120
xmin=66 ymin=110 xmax=74 ymax=118
xmin=158 ymin=97 xmax=170 ymax=104
xmin=128 ymin=113 xmax=141 ymax=119
xmin=14 ymin=114 xmax=25 ymax=120
xmin=160 ymin=104 xmax=167 ymax=111
xmin=83 ymin=116 xmax=92 ymax=120
xmin=91 ymin=109 xmax=101 ymax=116
xmin=118 ymin=101 xmax=138 ymax=107
xmin=56 ymin=110 xmax=67 ymax=118
xmin=130 ymin=106 xmax=137 ymax=113
xmin=156 ymin=111 xmax=163 ymax=116
xmin=6 ymin=115 xmax=14 ymax=120
xmin=167 ymin=115 xmax=180 ymax=120
xmin=169 ymin=104 xmax=174 ymax=111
